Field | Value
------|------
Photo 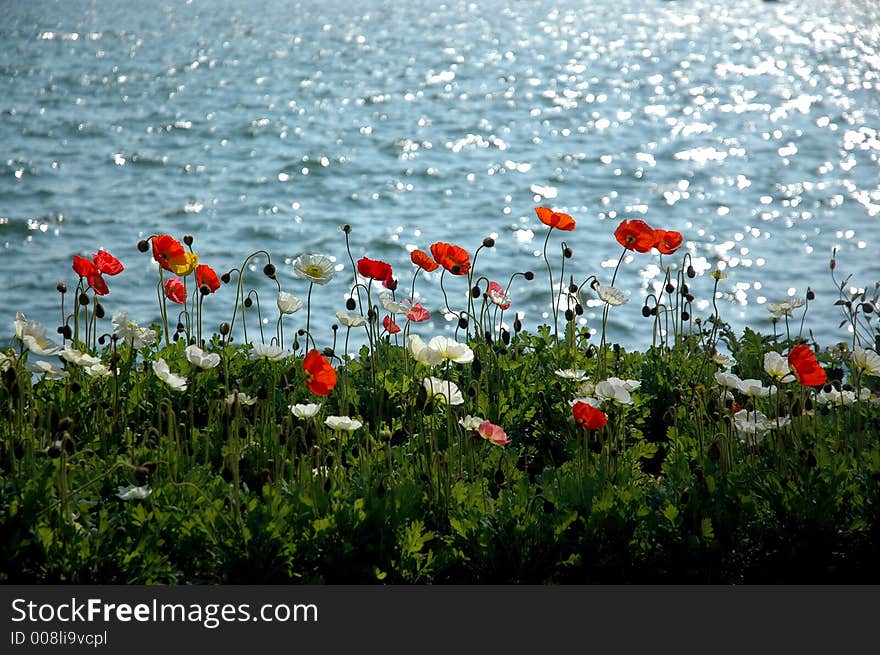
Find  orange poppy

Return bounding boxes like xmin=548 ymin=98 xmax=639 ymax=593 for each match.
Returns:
xmin=164 ymin=277 xmax=187 ymax=304
xmin=572 ymin=401 xmax=608 ymax=430
xmin=430 ymin=242 xmax=470 ymax=275
xmin=195 ymin=264 xmax=220 ymax=294
xmin=151 ymin=235 xmax=188 ymax=272
xmin=788 ymin=344 xmax=826 ymax=387
xmin=411 ymin=249 xmax=439 ymax=272
xmin=653 ymin=230 xmax=683 ymax=255
xmin=614 ymin=219 xmax=656 ymax=253
xmin=303 ymin=349 xmax=337 ymax=396
xmin=535 ymin=207 xmax=576 ymax=231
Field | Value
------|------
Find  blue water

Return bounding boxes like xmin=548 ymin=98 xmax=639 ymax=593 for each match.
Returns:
xmin=2 ymin=0 xmax=879 ymax=350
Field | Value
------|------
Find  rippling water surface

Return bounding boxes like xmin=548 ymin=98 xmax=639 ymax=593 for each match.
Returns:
xmin=2 ymin=0 xmax=879 ymax=349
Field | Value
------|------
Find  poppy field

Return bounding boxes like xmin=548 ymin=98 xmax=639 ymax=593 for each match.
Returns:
xmin=1 ymin=209 xmax=879 ymax=583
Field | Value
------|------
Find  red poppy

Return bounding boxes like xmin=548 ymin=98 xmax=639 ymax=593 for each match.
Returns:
xmin=383 ymin=315 xmax=401 ymax=334
xmin=614 ymin=220 xmax=656 ymax=253
xmin=93 ymin=249 xmax=124 ymax=275
xmin=195 ymin=264 xmax=220 ymax=294
xmin=406 ymin=303 xmax=430 ymax=322
xmin=303 ymin=349 xmax=337 ymax=396
xmin=535 ymin=207 xmax=576 ymax=231
xmin=653 ymin=230 xmax=683 ymax=255
xmin=151 ymin=234 xmax=188 ymax=272
xmin=358 ymin=257 xmax=393 ymax=283
xmin=411 ymin=249 xmax=439 ymax=272
xmin=788 ymin=344 xmax=826 ymax=387
xmin=164 ymin=277 xmax=187 ymax=304
xmin=571 ymin=401 xmax=608 ymax=430
xmin=72 ymin=255 xmax=110 ymax=295
xmin=430 ymin=242 xmax=470 ymax=275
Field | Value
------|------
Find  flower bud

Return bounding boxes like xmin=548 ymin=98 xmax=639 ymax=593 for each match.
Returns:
xmin=524 ymin=271 xmax=534 ymax=281
xmin=482 ymin=237 xmax=495 ymax=248
xmin=341 ymin=224 xmax=352 ymax=234
xmin=807 ymin=288 xmax=815 ymax=301
xmin=183 ymin=234 xmax=194 ymax=246
xmin=137 ymin=239 xmax=149 ymax=252
xmin=681 ymin=311 xmax=690 ymax=321
xmin=471 ymin=286 xmax=481 ymax=298
xmin=513 ymin=318 xmax=522 ymax=332
xmin=564 ymin=309 xmax=574 ymax=321
xmin=219 ymin=322 xmax=230 ymax=335
xmin=665 ymin=283 xmax=675 ymax=294
xmin=862 ymin=302 xmax=874 ymax=314
xmin=323 ymin=347 xmax=334 ymax=358
xmin=94 ymin=303 xmax=105 ymax=319
xmin=575 ymin=303 xmax=583 ymax=315
xmin=263 ymin=263 xmax=276 ymax=278
xmin=563 ymin=247 xmax=573 ymax=259
xmin=56 ymin=282 xmax=67 ymax=294
xmin=642 ymin=305 xmax=651 ymax=318
xmin=220 ymin=272 xmax=231 ymax=284
xmin=686 ymin=265 xmax=696 ymax=279
xmin=79 ymin=293 xmax=90 ymax=306
xmin=346 ymin=298 xmax=357 ymax=310
xmin=244 ymin=297 xmax=253 ymax=308
xmin=458 ymin=316 xmax=468 ymax=330
xmin=501 ymin=329 xmax=510 ymax=345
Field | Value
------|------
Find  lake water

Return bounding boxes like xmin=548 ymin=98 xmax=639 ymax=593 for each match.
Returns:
xmin=2 ymin=0 xmax=879 ymax=351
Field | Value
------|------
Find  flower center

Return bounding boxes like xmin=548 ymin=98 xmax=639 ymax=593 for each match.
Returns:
xmin=304 ymin=264 xmax=324 ymax=277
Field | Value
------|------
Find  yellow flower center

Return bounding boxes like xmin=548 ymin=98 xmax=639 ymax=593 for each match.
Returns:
xmin=304 ymin=264 xmax=324 ymax=278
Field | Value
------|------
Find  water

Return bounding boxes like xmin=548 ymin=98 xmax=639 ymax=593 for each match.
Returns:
xmin=2 ymin=0 xmax=879 ymax=351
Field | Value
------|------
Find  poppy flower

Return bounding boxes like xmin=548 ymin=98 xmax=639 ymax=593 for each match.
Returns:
xmin=487 ymin=281 xmax=511 ymax=310
xmin=406 ymin=303 xmax=430 ymax=323
xmin=357 ymin=257 xmax=393 ymax=282
xmin=164 ymin=277 xmax=187 ymax=304
xmin=653 ymin=229 xmax=683 ymax=255
xmin=411 ymin=249 xmax=439 ymax=272
xmin=195 ymin=264 xmax=220 ymax=294
xmin=293 ymin=254 xmax=336 ymax=285
xmin=151 ymin=235 xmax=189 ymax=272
xmin=478 ymin=420 xmax=510 ymax=446
xmin=72 ymin=256 xmax=109 ymax=295
xmin=93 ymin=250 xmax=124 ymax=275
xmin=572 ymin=400 xmax=608 ymax=430
xmin=430 ymin=242 xmax=470 ymax=275
xmin=535 ymin=207 xmax=576 ymax=231
xmin=383 ymin=315 xmax=401 ymax=334
xmin=788 ymin=344 xmax=826 ymax=387
xmin=303 ymin=349 xmax=337 ymax=396
xmin=614 ymin=219 xmax=656 ymax=253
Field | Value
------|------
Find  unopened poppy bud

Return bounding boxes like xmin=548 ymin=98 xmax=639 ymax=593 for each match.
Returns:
xmin=297 ymin=329 xmax=306 ymax=336
xmin=513 ymin=318 xmax=522 ymax=332
xmin=565 ymin=309 xmax=574 ymax=321
xmin=56 ymin=282 xmax=67 ymax=294
xmin=200 ymin=284 xmax=210 ymax=295
xmin=687 ymin=265 xmax=696 ymax=279
xmin=862 ymin=303 xmax=874 ymax=314
xmin=563 ymin=247 xmax=573 ymax=259
xmin=482 ymin=237 xmax=495 ymax=248
xmin=292 ymin=339 xmax=299 ymax=350
xmin=568 ymin=283 xmax=578 ymax=293
xmin=220 ymin=272 xmax=231 ymax=284
xmin=172 ymin=332 xmax=179 ymax=342
xmin=807 ymin=288 xmax=815 ymax=301
xmin=501 ymin=329 xmax=510 ymax=345
xmin=263 ymin=263 xmax=276 ymax=278
xmin=471 ymin=286 xmax=481 ymax=298
xmin=524 ymin=271 xmax=534 ymax=281
xmin=346 ymin=298 xmax=356 ymax=310
xmin=137 ymin=239 xmax=149 ymax=252
xmin=183 ymin=234 xmax=194 ymax=246
xmin=57 ymin=326 xmax=65 ymax=335
xmin=665 ymin=283 xmax=675 ymax=294
xmin=98 ymin=335 xmax=106 ymax=345
xmin=686 ymin=293 xmax=695 ymax=303
xmin=78 ymin=293 xmax=90 ymax=306
xmin=484 ymin=330 xmax=493 ymax=343
xmin=681 ymin=284 xmax=689 ymax=295
xmin=71 ymin=380 xmax=82 ymax=393
xmin=244 ymin=297 xmax=253 ymax=308
xmin=332 ymin=323 xmax=338 ymax=331
xmin=176 ymin=322 xmax=184 ymax=332
xmin=62 ymin=325 xmax=73 ymax=339
xmin=650 ymin=307 xmax=658 ymax=316
xmin=829 ymin=258 xmax=836 ymax=270
xmin=323 ymin=347 xmax=334 ymax=358
xmin=94 ymin=303 xmax=105 ymax=319
xmin=681 ymin=311 xmax=690 ymax=321
xmin=458 ymin=316 xmax=468 ymax=330
xmin=366 ymin=309 xmax=375 ymax=322
xmin=219 ymin=322 xmax=230 ymax=335
xmin=575 ymin=303 xmax=583 ymax=315
xmin=385 ymin=278 xmax=398 ymax=291
xmin=642 ymin=305 xmax=651 ymax=318
xmin=341 ymin=224 xmax=352 ymax=234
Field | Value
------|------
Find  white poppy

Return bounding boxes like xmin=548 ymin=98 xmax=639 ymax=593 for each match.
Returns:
xmin=112 ymin=311 xmax=157 ymax=350
xmin=117 ymin=484 xmax=152 ymax=501
xmin=293 ymin=254 xmax=336 ymax=285
xmin=423 ymin=376 xmax=464 ymax=406
xmin=249 ymin=343 xmax=289 ymax=361
xmin=324 ymin=415 xmax=363 ymax=431
xmin=26 ymin=360 xmax=69 ymax=381
xmin=277 ymin=291 xmax=304 ymax=315
xmin=851 ymin=348 xmax=880 ymax=377
xmin=459 ymin=415 xmax=485 ymax=431
xmin=152 ymin=358 xmax=187 ymax=392
xmin=595 ymin=284 xmax=628 ymax=306
xmin=554 ymin=369 xmax=588 ymax=382
xmin=225 ymin=392 xmax=257 ymax=406
xmin=185 ymin=345 xmax=220 ymax=369
xmin=336 ymin=310 xmax=366 ymax=328
xmin=60 ymin=346 xmax=102 ymax=367
xmin=763 ymin=352 xmax=795 ymax=383
xmin=290 ymin=403 xmax=322 ymax=419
